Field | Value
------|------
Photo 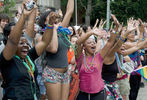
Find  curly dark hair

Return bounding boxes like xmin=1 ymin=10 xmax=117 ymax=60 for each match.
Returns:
xmin=3 ymin=22 xmax=16 ymax=45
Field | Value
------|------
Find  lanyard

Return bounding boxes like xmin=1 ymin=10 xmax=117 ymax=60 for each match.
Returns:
xmin=15 ymin=55 xmax=37 ymax=100
xmin=15 ymin=56 xmax=35 ymax=72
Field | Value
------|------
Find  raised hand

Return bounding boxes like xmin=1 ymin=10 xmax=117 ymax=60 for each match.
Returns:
xmin=93 ymin=19 xmax=99 ymax=29
xmin=121 ymin=27 xmax=136 ymax=41
xmin=48 ymin=12 xmax=60 ymax=25
xmin=58 ymin=9 xmax=63 ymax=18
xmin=92 ymin=28 xmax=105 ymax=38
xmin=138 ymin=19 xmax=145 ymax=34
xmin=127 ymin=17 xmax=136 ymax=31
xmin=111 ymin=14 xmax=120 ymax=26
xmin=99 ymin=19 xmax=106 ymax=29
xmin=117 ymin=23 xmax=124 ymax=36
xmin=22 ymin=0 xmax=37 ymax=17
xmin=134 ymin=20 xmax=140 ymax=28
xmin=110 ymin=21 xmax=114 ymax=31
xmin=111 ymin=14 xmax=122 ymax=33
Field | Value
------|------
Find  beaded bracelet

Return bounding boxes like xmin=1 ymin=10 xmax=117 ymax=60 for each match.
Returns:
xmin=115 ymin=32 xmax=119 ymax=35
xmin=112 ymin=30 xmax=118 ymax=35
xmin=120 ymin=36 xmax=126 ymax=42
xmin=46 ymin=24 xmax=54 ymax=29
xmin=41 ymin=24 xmax=54 ymax=32
xmin=122 ymin=35 xmax=126 ymax=39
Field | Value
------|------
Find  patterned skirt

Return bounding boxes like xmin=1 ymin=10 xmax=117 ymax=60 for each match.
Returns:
xmin=104 ymin=81 xmax=122 ymax=100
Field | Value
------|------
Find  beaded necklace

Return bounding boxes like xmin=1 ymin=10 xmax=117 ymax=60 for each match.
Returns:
xmin=58 ymin=30 xmax=78 ymax=55
xmin=115 ymin=53 xmax=124 ymax=73
xmin=15 ymin=55 xmax=37 ymax=100
xmin=42 ymin=25 xmax=78 ymax=55
xmin=84 ymin=54 xmax=96 ymax=73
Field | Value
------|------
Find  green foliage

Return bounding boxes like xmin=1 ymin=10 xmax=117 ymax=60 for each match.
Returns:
xmin=91 ymin=0 xmax=107 ymax=25
xmin=91 ymin=0 xmax=147 ymax=25
xmin=110 ymin=0 xmax=147 ymax=24
xmin=0 ymin=0 xmax=16 ymax=17
xmin=61 ymin=0 xmax=67 ymax=14
xmin=62 ymin=0 xmax=147 ymax=25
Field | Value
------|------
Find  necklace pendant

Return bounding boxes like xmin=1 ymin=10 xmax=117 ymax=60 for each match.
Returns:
xmin=90 ymin=66 xmax=94 ymax=70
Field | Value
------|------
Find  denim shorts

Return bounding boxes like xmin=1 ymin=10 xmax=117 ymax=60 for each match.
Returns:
xmin=42 ymin=66 xmax=71 ymax=84
xmin=37 ymin=74 xmax=46 ymax=95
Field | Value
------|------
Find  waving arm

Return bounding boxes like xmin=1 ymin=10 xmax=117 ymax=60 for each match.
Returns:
xmin=61 ymin=0 xmax=74 ymax=27
xmin=121 ymin=40 xmax=147 ymax=56
xmin=25 ymin=8 xmax=36 ymax=38
xmin=75 ymin=31 xmax=93 ymax=59
xmin=3 ymin=4 xmax=35 ymax=60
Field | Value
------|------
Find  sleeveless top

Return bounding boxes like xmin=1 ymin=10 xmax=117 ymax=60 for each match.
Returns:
xmin=129 ymin=51 xmax=141 ymax=69
xmin=46 ymin=35 xmax=70 ymax=68
xmin=76 ymin=53 xmax=104 ymax=93
xmin=129 ymin=51 xmax=141 ymax=75
xmin=67 ymin=48 xmax=75 ymax=63
xmin=102 ymin=60 xmax=119 ymax=82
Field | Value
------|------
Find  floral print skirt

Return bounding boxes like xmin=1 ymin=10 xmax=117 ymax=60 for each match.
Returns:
xmin=104 ymin=81 xmax=122 ymax=100
xmin=42 ymin=66 xmax=71 ymax=84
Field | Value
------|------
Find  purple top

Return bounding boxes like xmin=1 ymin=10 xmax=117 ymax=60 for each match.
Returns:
xmin=76 ymin=53 xmax=104 ymax=93
xmin=129 ymin=51 xmax=141 ymax=75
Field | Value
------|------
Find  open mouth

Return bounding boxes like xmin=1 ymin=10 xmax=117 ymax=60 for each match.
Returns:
xmin=121 ymin=48 xmax=125 ymax=51
xmin=91 ymin=46 xmax=96 ymax=51
xmin=91 ymin=47 xmax=95 ymax=49
xmin=21 ymin=48 xmax=28 ymax=55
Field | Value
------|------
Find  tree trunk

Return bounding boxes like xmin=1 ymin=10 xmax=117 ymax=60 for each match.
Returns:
xmin=85 ymin=0 xmax=92 ymax=26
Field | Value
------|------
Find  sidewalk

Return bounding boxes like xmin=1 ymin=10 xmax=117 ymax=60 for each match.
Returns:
xmin=137 ymin=82 xmax=147 ymax=100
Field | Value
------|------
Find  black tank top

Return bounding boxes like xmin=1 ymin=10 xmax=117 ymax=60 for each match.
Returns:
xmin=102 ymin=60 xmax=119 ymax=82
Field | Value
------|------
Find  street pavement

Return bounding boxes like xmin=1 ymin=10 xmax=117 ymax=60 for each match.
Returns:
xmin=137 ymin=82 xmax=147 ymax=100
xmin=0 ymin=82 xmax=146 ymax=100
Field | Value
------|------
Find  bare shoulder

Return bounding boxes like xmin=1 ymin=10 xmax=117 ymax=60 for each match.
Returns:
xmin=124 ymin=41 xmax=137 ymax=49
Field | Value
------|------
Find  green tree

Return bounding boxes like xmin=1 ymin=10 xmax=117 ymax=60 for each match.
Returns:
xmin=0 ymin=0 xmax=16 ymax=17
xmin=110 ymin=0 xmax=147 ymax=24
xmin=62 ymin=0 xmax=147 ymax=26
xmin=79 ymin=0 xmax=100 ymax=25
xmin=92 ymin=0 xmax=147 ymax=26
